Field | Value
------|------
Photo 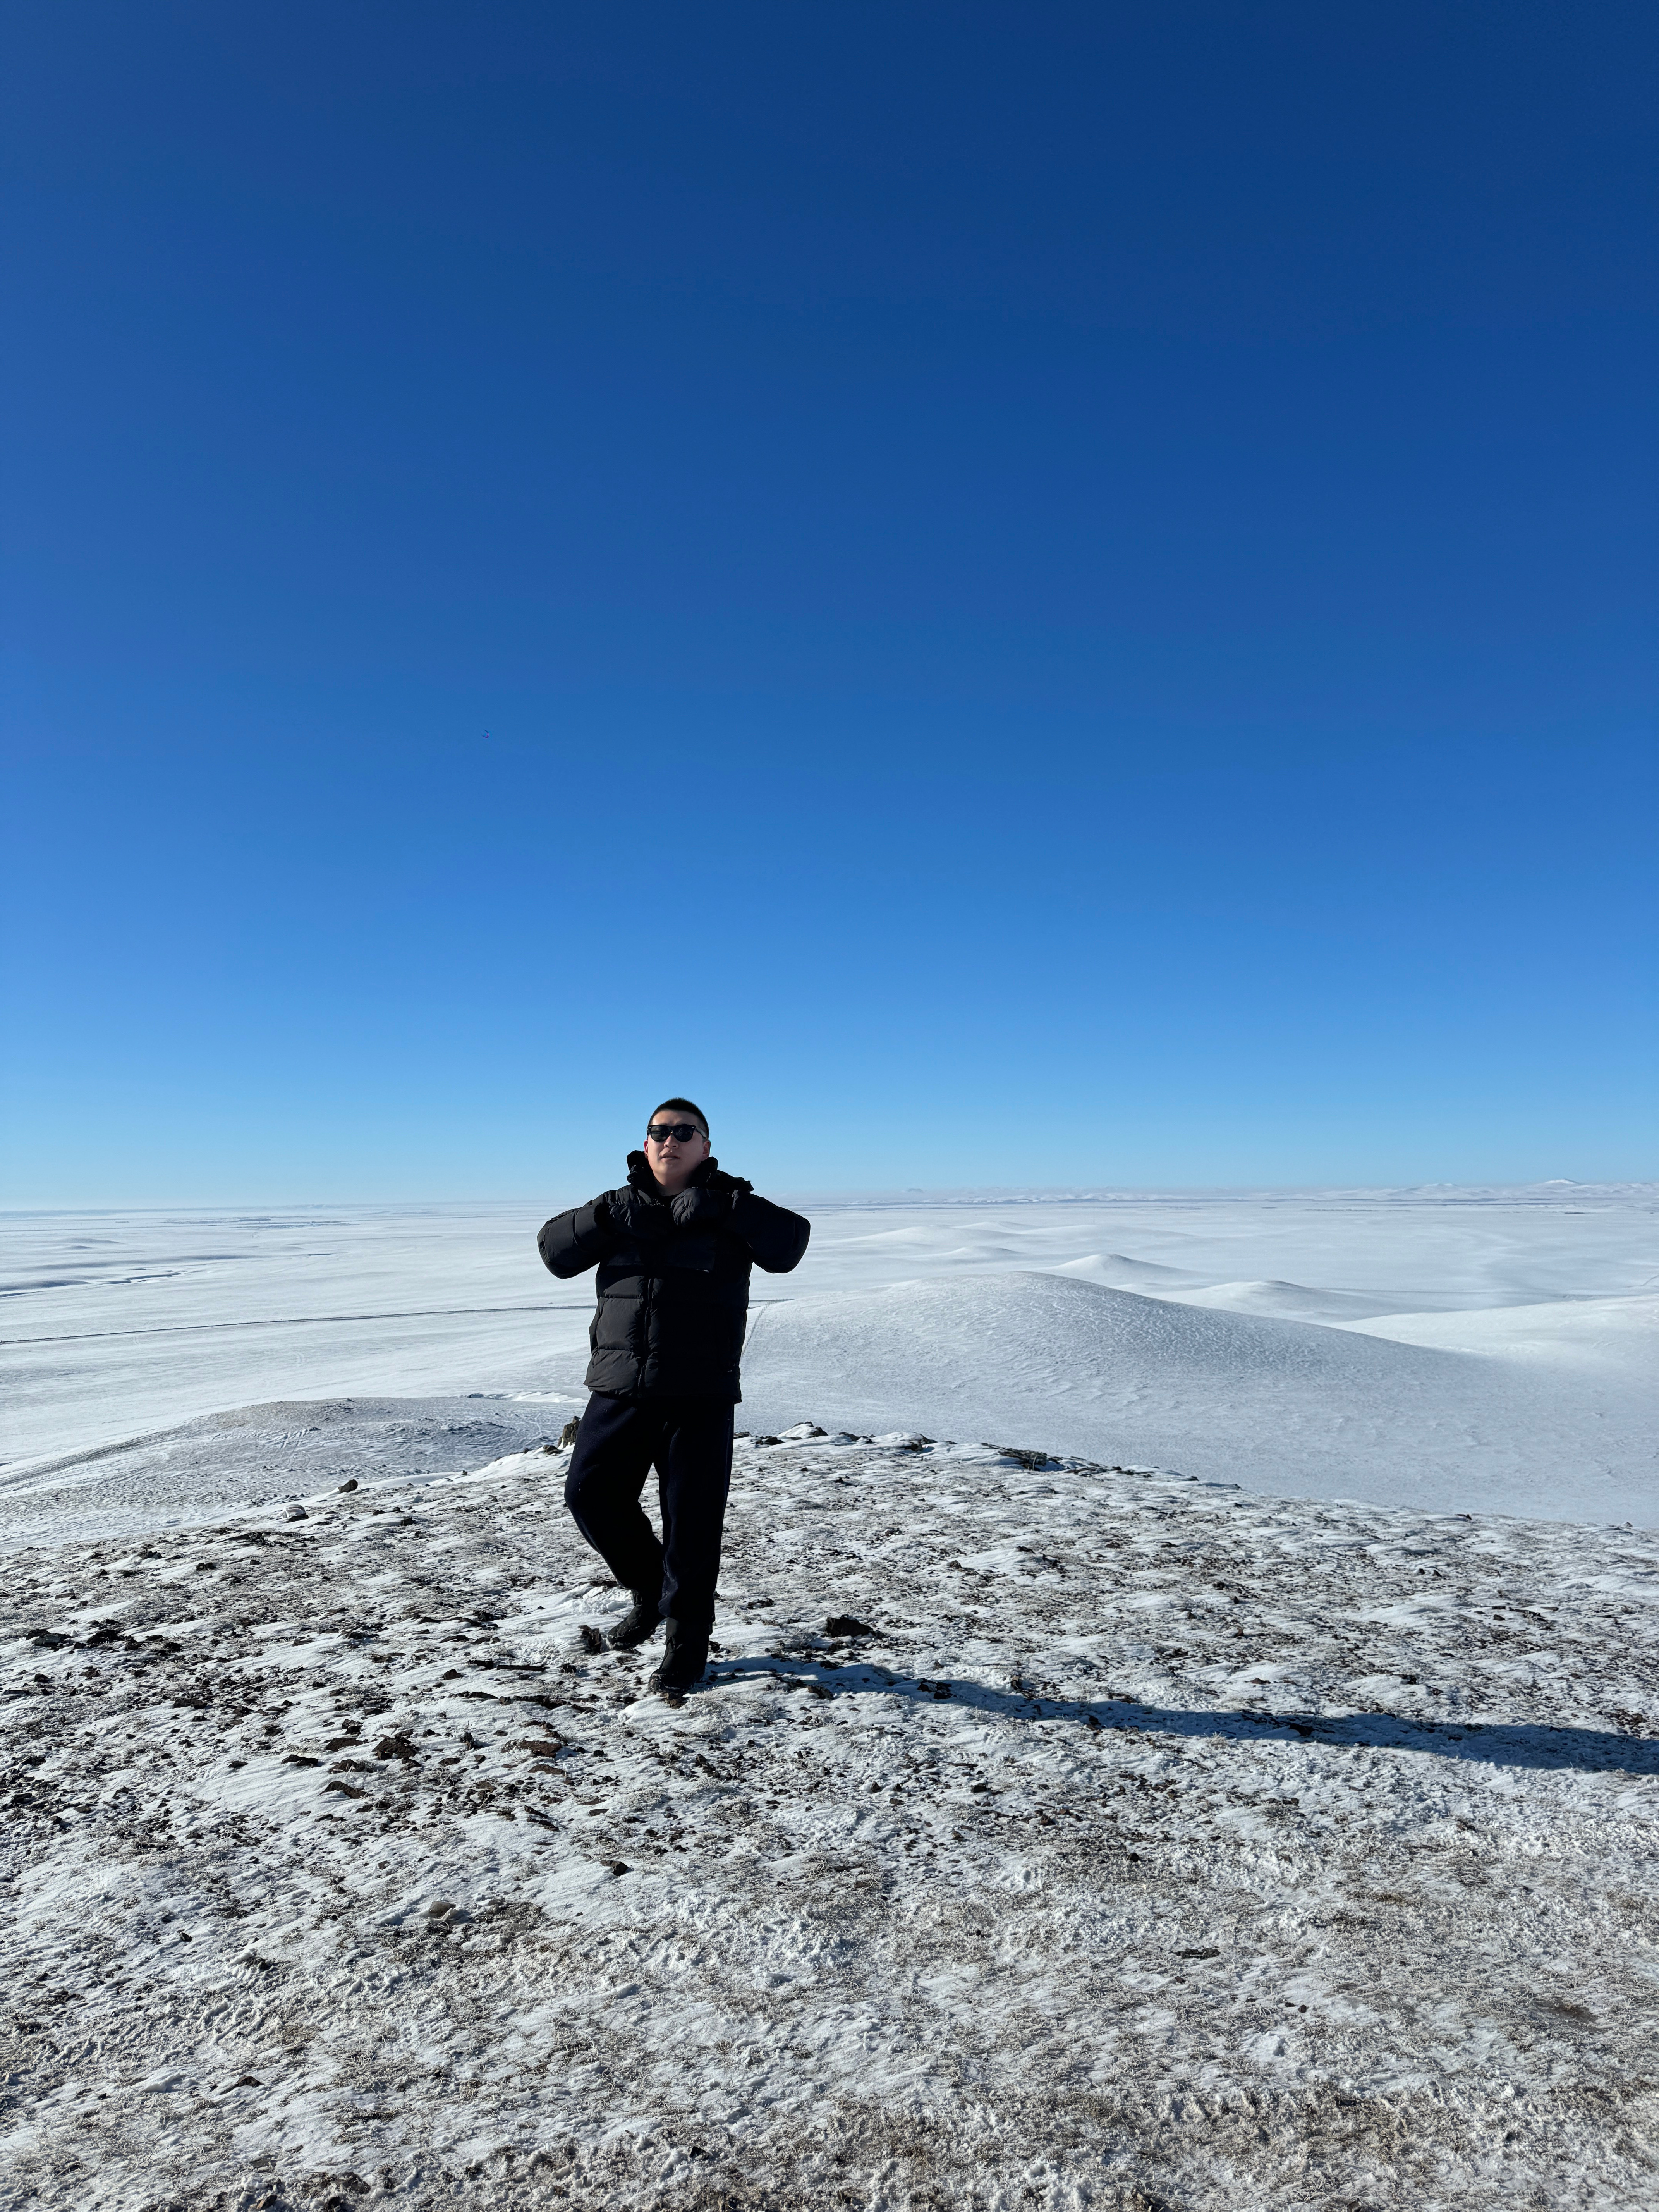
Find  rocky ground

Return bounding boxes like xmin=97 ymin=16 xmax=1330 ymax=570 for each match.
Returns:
xmin=3 ymin=1424 xmax=1658 ymax=2210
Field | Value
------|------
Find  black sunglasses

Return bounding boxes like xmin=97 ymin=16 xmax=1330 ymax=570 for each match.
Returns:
xmin=646 ymin=1122 xmax=705 ymax=1144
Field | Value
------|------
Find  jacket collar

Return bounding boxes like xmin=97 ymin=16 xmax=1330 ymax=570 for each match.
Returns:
xmin=625 ymin=1151 xmax=719 ymax=1197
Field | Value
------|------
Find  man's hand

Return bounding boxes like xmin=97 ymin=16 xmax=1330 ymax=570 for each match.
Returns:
xmin=603 ymin=1190 xmax=672 ymax=1239
xmin=670 ymin=1184 xmax=730 ymax=1229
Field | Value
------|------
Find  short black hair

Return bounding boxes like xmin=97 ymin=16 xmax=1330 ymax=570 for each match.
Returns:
xmin=648 ymin=1096 xmax=709 ymax=1137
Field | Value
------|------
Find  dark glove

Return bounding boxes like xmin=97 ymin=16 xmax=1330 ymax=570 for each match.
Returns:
xmin=605 ymin=1189 xmax=673 ymax=1240
xmin=670 ymin=1183 xmax=731 ymax=1229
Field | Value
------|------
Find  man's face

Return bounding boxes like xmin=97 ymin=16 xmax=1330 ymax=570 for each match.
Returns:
xmin=644 ymin=1114 xmax=710 ymax=1194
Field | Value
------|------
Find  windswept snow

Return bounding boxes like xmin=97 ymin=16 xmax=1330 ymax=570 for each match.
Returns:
xmin=3 ymin=1434 xmax=1657 ymax=2210
xmin=3 ymin=1186 xmax=1656 ymax=1528
xmin=1340 ymin=1292 xmax=1659 ymax=1376
xmin=4 ymin=1189 xmax=1658 ymax=2208
xmin=738 ymin=1272 xmax=1657 ymax=1526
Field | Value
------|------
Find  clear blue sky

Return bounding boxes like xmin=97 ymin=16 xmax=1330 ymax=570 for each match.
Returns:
xmin=3 ymin=2 xmax=1654 ymax=1203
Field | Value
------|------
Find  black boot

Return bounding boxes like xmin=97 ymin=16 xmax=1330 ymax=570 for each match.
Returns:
xmin=649 ymin=1622 xmax=709 ymax=1697
xmin=606 ymin=1588 xmax=663 ymax=1651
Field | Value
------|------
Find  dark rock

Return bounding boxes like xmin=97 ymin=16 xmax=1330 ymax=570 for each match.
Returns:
xmin=607 ymin=1861 xmax=629 ymax=1877
xmin=557 ymin=1417 xmax=580 ymax=1449
xmin=337 ymin=1479 xmax=359 ymax=1493
xmin=577 ymin=1625 xmax=605 ymax=1654
xmin=373 ymin=1733 xmax=416 ymax=1762
xmin=513 ymin=1736 xmax=563 ymax=1760
xmin=824 ymin=1614 xmax=876 ymax=1639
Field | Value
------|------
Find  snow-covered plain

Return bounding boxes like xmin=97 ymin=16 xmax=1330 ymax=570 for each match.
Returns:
xmin=3 ymin=1185 xmax=1656 ymax=1533
xmin=3 ymin=1187 xmax=1658 ymax=2209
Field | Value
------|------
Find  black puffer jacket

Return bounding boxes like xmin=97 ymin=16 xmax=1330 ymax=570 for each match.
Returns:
xmin=538 ymin=1155 xmax=810 ymax=1401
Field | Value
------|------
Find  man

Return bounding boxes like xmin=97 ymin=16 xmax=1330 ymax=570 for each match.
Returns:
xmin=537 ymin=1100 xmax=811 ymax=1696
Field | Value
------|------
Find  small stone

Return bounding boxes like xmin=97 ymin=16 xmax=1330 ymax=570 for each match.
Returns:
xmin=337 ymin=1479 xmax=358 ymax=1493
xmin=557 ymin=1418 xmax=581 ymax=1449
xmin=285 ymin=1504 xmax=309 ymax=1521
xmin=824 ymin=1614 xmax=876 ymax=1639
xmin=577 ymin=1624 xmax=605 ymax=1654
xmin=607 ymin=1860 xmax=629 ymax=1877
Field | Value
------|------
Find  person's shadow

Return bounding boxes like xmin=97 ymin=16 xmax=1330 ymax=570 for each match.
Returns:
xmin=708 ymin=1653 xmax=1659 ymax=1777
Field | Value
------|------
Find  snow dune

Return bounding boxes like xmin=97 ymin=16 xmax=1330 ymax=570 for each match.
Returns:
xmin=740 ymin=1272 xmax=1659 ymax=1525
xmin=3 ymin=1187 xmax=1655 ymax=1530
xmin=1341 ymin=1290 xmax=1659 ymax=1376
xmin=1158 ymin=1277 xmax=1404 ymax=1322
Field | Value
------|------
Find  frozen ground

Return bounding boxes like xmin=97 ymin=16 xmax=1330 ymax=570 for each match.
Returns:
xmin=3 ymin=1431 xmax=1657 ymax=2211
xmin=3 ymin=1188 xmax=1657 ymax=2207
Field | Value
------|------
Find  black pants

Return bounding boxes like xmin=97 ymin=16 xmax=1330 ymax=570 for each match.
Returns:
xmin=563 ymin=1392 xmax=735 ymax=1634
